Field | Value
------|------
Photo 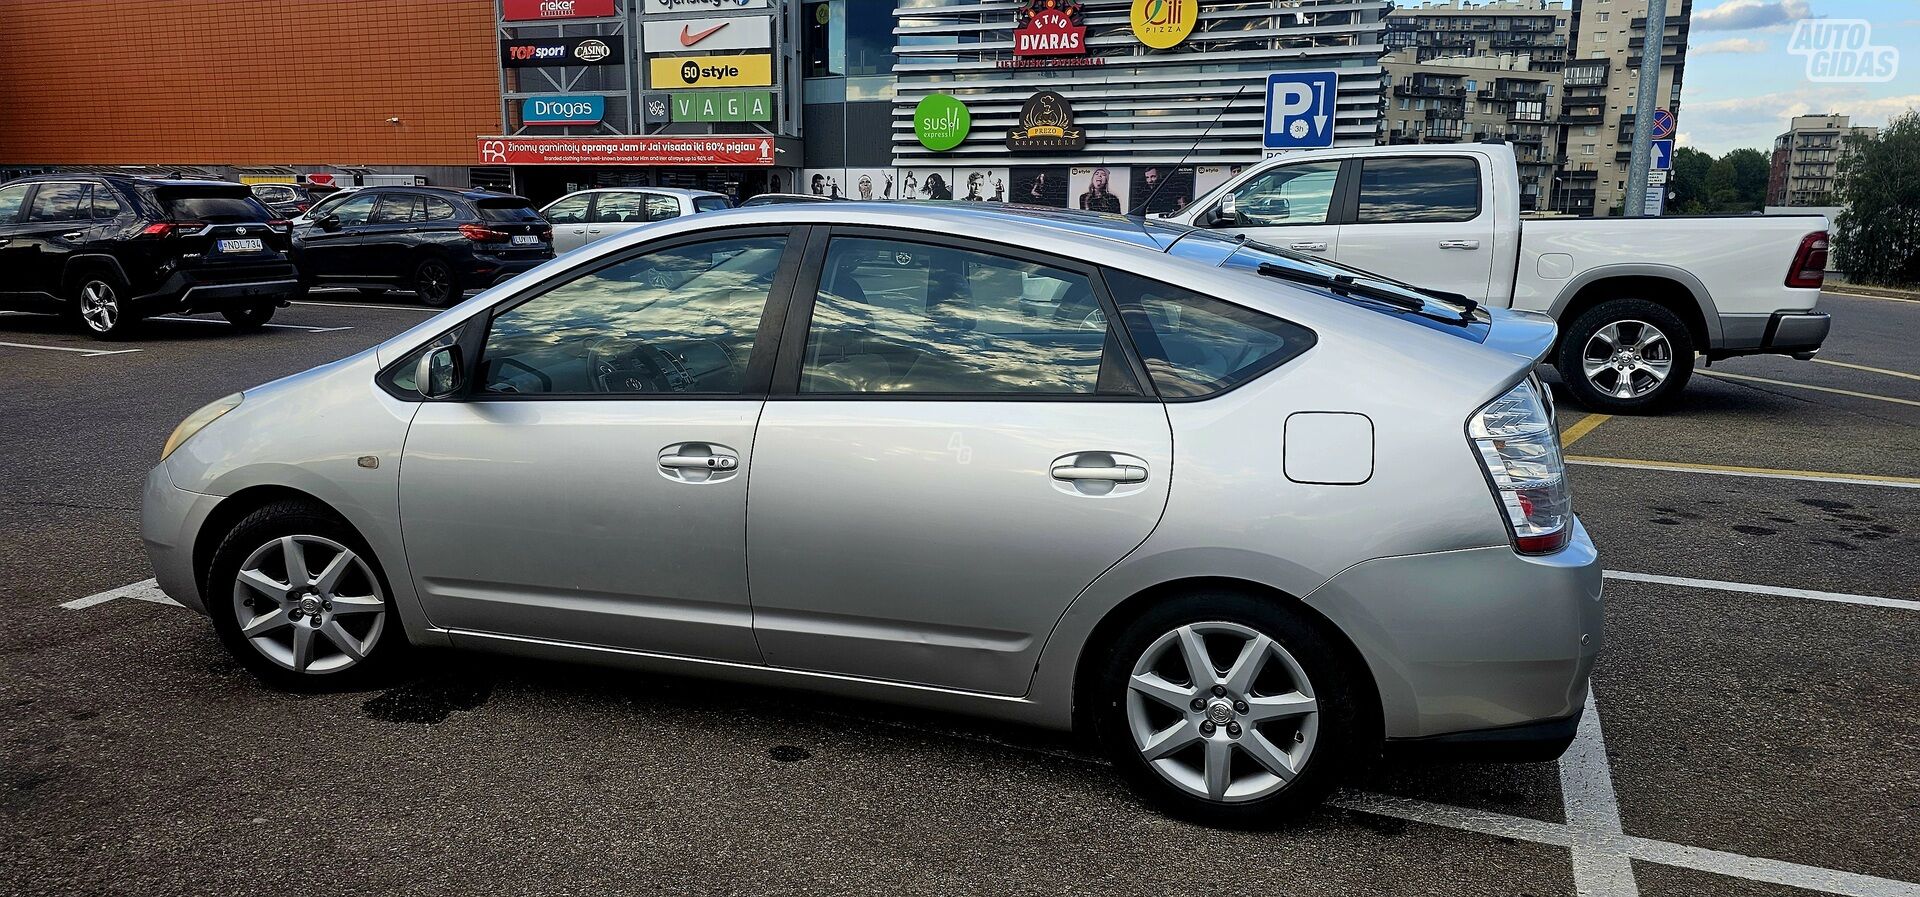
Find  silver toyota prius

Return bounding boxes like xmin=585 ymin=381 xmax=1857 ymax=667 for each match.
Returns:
xmin=143 ymin=203 xmax=1601 ymax=825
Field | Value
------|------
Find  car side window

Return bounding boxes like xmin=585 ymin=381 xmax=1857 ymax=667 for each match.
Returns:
xmin=644 ymin=195 xmax=681 ymax=222
xmin=422 ymin=196 xmax=457 ymax=221
xmin=478 ymin=234 xmax=788 ymax=396
xmin=543 ymin=194 xmax=590 ymax=224
xmin=1228 ymin=162 xmax=1341 ymax=227
xmin=370 ymin=194 xmax=421 ymax=225
xmin=1356 ymin=157 xmax=1481 ymax=224
xmin=1105 ymin=269 xmax=1316 ymax=399
xmin=0 ymin=183 xmax=32 ymax=224
xmin=329 ymin=193 xmax=379 ymax=227
xmin=591 ymin=192 xmax=646 ymax=224
xmin=799 ymin=237 xmax=1141 ymax=397
xmin=27 ymin=183 xmax=91 ymax=223
xmin=91 ymin=186 xmax=125 ymax=219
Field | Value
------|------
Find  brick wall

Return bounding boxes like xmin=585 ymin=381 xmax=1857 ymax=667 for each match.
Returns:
xmin=0 ymin=0 xmax=499 ymax=166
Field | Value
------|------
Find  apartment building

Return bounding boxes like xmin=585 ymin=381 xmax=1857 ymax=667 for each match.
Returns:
xmin=1766 ymin=114 xmax=1878 ymax=207
xmin=1382 ymin=54 xmax=1559 ymax=210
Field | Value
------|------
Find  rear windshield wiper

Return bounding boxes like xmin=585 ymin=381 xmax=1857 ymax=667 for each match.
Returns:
xmin=1256 ymin=263 xmax=1476 ymax=324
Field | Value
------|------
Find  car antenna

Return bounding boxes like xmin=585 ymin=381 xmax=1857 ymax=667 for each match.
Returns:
xmin=1130 ymin=80 xmax=1252 ymax=222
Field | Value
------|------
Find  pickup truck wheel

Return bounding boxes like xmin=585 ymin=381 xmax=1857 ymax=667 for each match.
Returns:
xmin=1556 ymin=298 xmax=1694 ymax=413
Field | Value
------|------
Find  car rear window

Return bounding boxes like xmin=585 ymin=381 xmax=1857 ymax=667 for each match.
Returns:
xmin=475 ymin=199 xmax=541 ymax=222
xmin=156 ymin=187 xmax=272 ymax=222
xmin=1104 ymin=269 xmax=1316 ymax=399
xmin=695 ymin=196 xmax=732 ymax=212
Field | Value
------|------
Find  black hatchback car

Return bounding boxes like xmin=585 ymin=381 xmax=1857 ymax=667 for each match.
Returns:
xmin=292 ymin=187 xmax=552 ymax=306
xmin=0 ymin=174 xmax=300 ymax=338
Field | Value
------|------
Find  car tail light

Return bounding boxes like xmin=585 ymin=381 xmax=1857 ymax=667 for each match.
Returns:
xmin=139 ymin=221 xmax=205 ymax=238
xmin=536 ymin=225 xmax=553 ymax=241
xmin=460 ymin=223 xmax=508 ymax=242
xmin=1469 ymin=378 xmax=1572 ymax=555
xmin=266 ymin=219 xmax=291 ymax=233
xmin=1786 ymin=231 xmax=1828 ymax=288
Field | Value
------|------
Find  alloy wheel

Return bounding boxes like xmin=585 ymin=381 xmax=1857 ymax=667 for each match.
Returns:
xmin=417 ymin=262 xmax=452 ymax=305
xmin=79 ymin=280 xmax=120 ymax=333
xmin=1124 ymin=621 xmax=1319 ymax=803
xmin=230 ymin=534 xmax=386 ymax=674
xmin=1582 ymin=319 xmax=1673 ymax=400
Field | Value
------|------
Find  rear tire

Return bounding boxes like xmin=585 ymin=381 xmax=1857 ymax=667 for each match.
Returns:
xmin=222 ymin=303 xmax=276 ymax=330
xmin=1555 ymin=298 xmax=1695 ymax=413
xmin=1090 ymin=590 xmax=1361 ymax=827
xmin=69 ymin=270 xmax=138 ymax=340
xmin=206 ymin=500 xmax=409 ymax=692
xmin=412 ymin=257 xmax=459 ymax=308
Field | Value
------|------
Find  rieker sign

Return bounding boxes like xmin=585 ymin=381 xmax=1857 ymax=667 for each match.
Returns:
xmin=501 ymin=0 xmax=618 ymax=21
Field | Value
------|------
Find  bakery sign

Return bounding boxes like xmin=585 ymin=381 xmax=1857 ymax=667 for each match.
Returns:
xmin=1006 ymin=90 xmax=1085 ymax=152
xmin=1014 ymin=0 xmax=1085 ymax=56
xmin=478 ymin=136 xmax=776 ymax=166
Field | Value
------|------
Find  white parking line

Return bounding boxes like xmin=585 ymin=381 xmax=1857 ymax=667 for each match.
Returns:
xmin=60 ymin=578 xmax=181 ymax=610
xmin=1560 ymin=693 xmax=1638 ymax=896
xmin=0 ymin=340 xmax=142 ymax=357
xmin=292 ymin=299 xmax=436 ymax=312
xmin=1568 ymin=457 xmax=1920 ymax=489
xmin=147 ymin=316 xmax=353 ymax=333
xmin=1604 ymin=571 xmax=1919 ymax=612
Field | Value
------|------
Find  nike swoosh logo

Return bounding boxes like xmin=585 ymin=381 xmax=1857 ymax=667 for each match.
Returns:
xmin=680 ymin=22 xmax=728 ymax=46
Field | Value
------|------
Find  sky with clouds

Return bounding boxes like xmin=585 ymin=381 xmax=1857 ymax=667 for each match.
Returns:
xmin=1679 ymin=0 xmax=1919 ymax=154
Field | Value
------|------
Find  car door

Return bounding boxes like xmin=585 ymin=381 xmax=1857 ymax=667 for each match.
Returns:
xmin=362 ymin=192 xmax=425 ymax=278
xmin=295 ymin=191 xmax=380 ymax=281
xmin=540 ymin=193 xmax=592 ymax=253
xmin=585 ymin=191 xmax=652 ymax=248
xmin=397 ymin=227 xmax=804 ymax=661
xmin=0 ymin=181 xmax=42 ymax=301
xmin=1205 ymin=159 xmax=1345 ymax=259
xmin=744 ymin=230 xmax=1174 ymax=696
xmin=1331 ymin=155 xmax=1497 ymax=302
xmin=13 ymin=182 xmax=98 ymax=298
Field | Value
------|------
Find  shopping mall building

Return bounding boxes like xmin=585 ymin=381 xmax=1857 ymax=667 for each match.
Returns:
xmin=0 ymin=0 xmax=1391 ymax=208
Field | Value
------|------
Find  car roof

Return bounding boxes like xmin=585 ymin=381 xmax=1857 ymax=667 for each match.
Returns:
xmin=357 ymin=185 xmax=531 ymax=203
xmin=552 ymin=187 xmax=725 ymax=200
xmin=703 ymin=201 xmax=1194 ymax=254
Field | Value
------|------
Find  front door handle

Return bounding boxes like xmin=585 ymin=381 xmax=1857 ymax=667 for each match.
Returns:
xmin=1439 ymin=239 xmax=1481 ymax=250
xmin=1289 ymin=241 xmax=1328 ymax=253
xmin=0 ymin=238 xmax=10 ymax=247
xmin=62 ymin=231 xmax=85 ymax=241
xmin=658 ymin=442 xmax=739 ymax=483
xmin=1050 ymin=464 xmax=1147 ymax=483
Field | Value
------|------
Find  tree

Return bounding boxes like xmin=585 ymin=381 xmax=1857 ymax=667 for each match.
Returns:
xmin=1669 ymin=146 xmax=1714 ymax=213
xmin=1704 ymin=157 xmax=1742 ymax=211
xmin=1724 ymin=147 xmax=1772 ymax=209
xmin=1835 ymin=110 xmax=1920 ymax=287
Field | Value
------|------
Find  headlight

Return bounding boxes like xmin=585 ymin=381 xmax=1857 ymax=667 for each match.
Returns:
xmin=161 ymin=393 xmax=243 ymax=461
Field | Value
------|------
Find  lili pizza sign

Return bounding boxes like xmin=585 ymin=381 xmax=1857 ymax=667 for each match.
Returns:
xmin=1014 ymin=0 xmax=1086 ymax=56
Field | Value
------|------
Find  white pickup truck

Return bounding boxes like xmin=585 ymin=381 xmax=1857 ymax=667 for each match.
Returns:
xmin=1165 ymin=143 xmax=1832 ymax=412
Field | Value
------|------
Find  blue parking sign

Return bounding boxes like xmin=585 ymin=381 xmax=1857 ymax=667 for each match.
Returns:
xmin=1264 ymin=71 xmax=1339 ymax=150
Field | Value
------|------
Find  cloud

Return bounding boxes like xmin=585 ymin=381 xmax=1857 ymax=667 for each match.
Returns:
xmin=1692 ymin=37 xmax=1769 ymax=54
xmin=1693 ymin=0 xmax=1814 ymax=31
xmin=1680 ymin=85 xmax=1920 ymax=153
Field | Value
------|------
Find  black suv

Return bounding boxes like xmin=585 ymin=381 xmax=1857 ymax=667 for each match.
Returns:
xmin=0 ymin=175 xmax=299 ymax=338
xmin=292 ymin=187 xmax=552 ymax=306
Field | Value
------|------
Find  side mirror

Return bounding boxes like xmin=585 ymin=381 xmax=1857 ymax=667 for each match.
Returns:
xmin=1209 ymin=195 xmax=1240 ymax=228
xmin=318 ymin=214 xmax=341 ymax=231
xmin=415 ymin=345 xmax=464 ymax=400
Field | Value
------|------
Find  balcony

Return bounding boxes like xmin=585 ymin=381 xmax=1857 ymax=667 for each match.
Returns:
xmin=1396 ymin=81 xmax=1466 ymax=99
xmin=1427 ymin=104 xmax=1466 ymax=121
xmin=1561 ymin=108 xmax=1605 ymax=125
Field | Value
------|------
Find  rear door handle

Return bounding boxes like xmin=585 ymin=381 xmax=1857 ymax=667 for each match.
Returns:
xmin=1439 ymin=239 xmax=1481 ymax=250
xmin=658 ymin=442 xmax=740 ymax=483
xmin=1051 ymin=464 xmax=1147 ymax=483
xmin=661 ymin=454 xmax=737 ymax=470
xmin=1050 ymin=451 xmax=1151 ymax=496
xmin=0 ymin=238 xmax=10 ymax=247
xmin=62 ymin=232 xmax=85 ymax=241
xmin=1289 ymin=241 xmax=1328 ymax=252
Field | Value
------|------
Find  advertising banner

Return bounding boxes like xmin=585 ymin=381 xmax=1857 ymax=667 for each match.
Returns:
xmin=670 ymin=90 xmax=776 ymax=122
xmin=643 ymin=0 xmax=769 ymax=11
xmin=479 ymin=136 xmax=776 ymax=166
xmin=502 ymin=0 xmax=618 ymax=21
xmin=642 ymin=17 xmax=774 ymax=53
xmin=501 ymin=36 xmax=625 ymax=67
xmin=649 ymin=54 xmax=774 ymax=88
xmin=521 ymin=95 xmax=607 ymax=125
xmin=1013 ymin=0 xmax=1086 ymax=56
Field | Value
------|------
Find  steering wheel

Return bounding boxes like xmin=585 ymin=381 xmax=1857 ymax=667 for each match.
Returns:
xmin=587 ymin=336 xmax=695 ymax=393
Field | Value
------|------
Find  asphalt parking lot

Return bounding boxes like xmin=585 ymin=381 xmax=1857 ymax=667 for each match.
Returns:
xmin=1 ymin=291 xmax=1915 ymax=896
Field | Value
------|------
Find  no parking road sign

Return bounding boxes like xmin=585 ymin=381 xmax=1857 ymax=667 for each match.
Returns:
xmin=1649 ymin=107 xmax=1677 ymax=140
xmin=1264 ymin=70 xmax=1338 ymax=150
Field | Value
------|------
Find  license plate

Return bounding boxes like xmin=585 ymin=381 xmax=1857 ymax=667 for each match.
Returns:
xmin=511 ymin=234 xmax=540 ymax=245
xmin=217 ymin=238 xmax=263 ymax=253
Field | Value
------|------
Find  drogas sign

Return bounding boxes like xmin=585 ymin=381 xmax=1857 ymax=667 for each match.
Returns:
xmin=521 ymin=95 xmax=607 ymax=126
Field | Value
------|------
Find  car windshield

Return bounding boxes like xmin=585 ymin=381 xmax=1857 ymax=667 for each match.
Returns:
xmin=475 ymin=198 xmax=541 ymax=222
xmin=155 ymin=187 xmax=272 ymax=222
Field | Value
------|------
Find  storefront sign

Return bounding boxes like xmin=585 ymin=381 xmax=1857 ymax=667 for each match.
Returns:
xmin=643 ymin=0 xmax=769 ymax=11
xmin=521 ymin=94 xmax=607 ymax=125
xmin=502 ymin=0 xmax=618 ymax=21
xmin=642 ymin=16 xmax=773 ymax=53
xmin=478 ymin=136 xmax=776 ymax=166
xmin=1014 ymin=0 xmax=1086 ymax=56
xmin=671 ymin=90 xmax=775 ymax=122
xmin=649 ymin=54 xmax=773 ymax=88
xmin=1006 ymin=90 xmax=1085 ymax=152
xmin=501 ymin=36 xmax=624 ymax=67
xmin=914 ymin=94 xmax=971 ymax=152
xmin=1130 ymin=0 xmax=1196 ymax=49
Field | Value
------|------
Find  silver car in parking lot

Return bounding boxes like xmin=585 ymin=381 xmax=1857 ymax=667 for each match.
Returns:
xmin=143 ymin=203 xmax=1601 ymax=824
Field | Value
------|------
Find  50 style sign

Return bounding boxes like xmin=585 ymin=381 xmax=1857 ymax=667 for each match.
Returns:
xmin=501 ymin=35 xmax=624 ymax=67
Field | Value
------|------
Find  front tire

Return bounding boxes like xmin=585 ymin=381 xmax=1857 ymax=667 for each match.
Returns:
xmin=221 ymin=303 xmax=276 ymax=330
xmin=206 ymin=500 xmax=407 ymax=691
xmin=1091 ymin=591 xmax=1360 ymax=827
xmin=412 ymin=257 xmax=459 ymax=308
xmin=1555 ymin=298 xmax=1695 ymax=413
xmin=70 ymin=271 xmax=138 ymax=339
